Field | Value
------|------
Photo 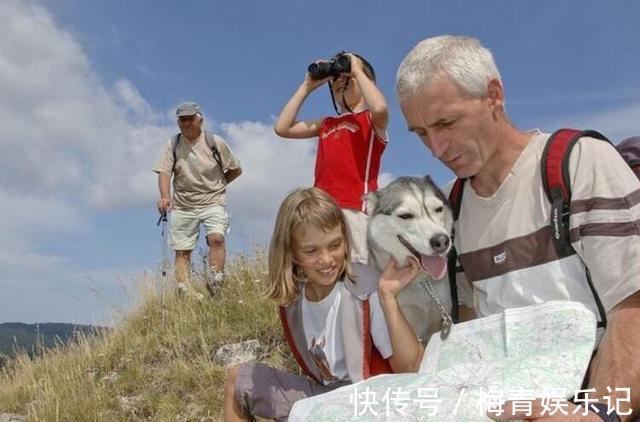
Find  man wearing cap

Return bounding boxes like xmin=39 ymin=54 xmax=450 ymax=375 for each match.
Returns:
xmin=154 ymin=101 xmax=242 ymax=297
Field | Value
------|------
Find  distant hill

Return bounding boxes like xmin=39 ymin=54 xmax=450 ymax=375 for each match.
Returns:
xmin=0 ymin=322 xmax=104 ymax=360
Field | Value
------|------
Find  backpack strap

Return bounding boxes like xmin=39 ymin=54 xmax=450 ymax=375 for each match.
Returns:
xmin=360 ymin=298 xmax=393 ymax=378
xmin=278 ymin=304 xmax=322 ymax=383
xmin=540 ymin=128 xmax=611 ymax=329
xmin=449 ymin=178 xmax=466 ymax=221
xmin=205 ymin=132 xmax=228 ymax=186
xmin=446 ymin=251 xmax=460 ymax=323
xmin=446 ymin=178 xmax=466 ymax=324
xmin=204 ymin=132 xmax=225 ymax=172
xmin=541 ymin=129 xmax=610 ymax=255
xmin=170 ymin=133 xmax=181 ymax=174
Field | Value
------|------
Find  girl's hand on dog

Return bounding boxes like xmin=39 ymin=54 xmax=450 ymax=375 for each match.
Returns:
xmin=378 ymin=256 xmax=420 ymax=299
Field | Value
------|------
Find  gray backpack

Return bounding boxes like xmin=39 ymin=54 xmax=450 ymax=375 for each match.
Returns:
xmin=617 ymin=136 xmax=640 ymax=179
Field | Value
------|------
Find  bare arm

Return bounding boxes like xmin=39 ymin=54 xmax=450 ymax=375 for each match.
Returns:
xmin=273 ymin=72 xmax=329 ymax=139
xmin=346 ymin=54 xmax=389 ymax=136
xmin=571 ymin=141 xmax=640 ymax=419
xmin=157 ymin=172 xmax=171 ymax=214
xmin=587 ymin=290 xmax=640 ymax=419
xmin=378 ymin=257 xmax=424 ymax=373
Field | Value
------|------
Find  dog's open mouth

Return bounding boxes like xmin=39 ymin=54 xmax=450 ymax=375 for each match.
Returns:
xmin=397 ymin=235 xmax=447 ymax=280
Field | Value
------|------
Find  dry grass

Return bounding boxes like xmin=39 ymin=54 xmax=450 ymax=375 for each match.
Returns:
xmin=0 ymin=250 xmax=296 ymax=421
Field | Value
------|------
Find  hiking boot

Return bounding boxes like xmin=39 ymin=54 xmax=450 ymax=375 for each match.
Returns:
xmin=177 ymin=282 xmax=204 ymax=300
xmin=205 ymin=269 xmax=225 ymax=297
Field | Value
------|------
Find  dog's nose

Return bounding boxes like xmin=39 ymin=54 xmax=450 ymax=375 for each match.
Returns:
xmin=430 ymin=234 xmax=450 ymax=254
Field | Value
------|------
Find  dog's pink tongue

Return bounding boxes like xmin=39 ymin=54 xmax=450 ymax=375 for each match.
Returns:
xmin=420 ymin=255 xmax=447 ymax=280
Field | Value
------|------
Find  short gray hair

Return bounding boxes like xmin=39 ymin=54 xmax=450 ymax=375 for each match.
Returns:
xmin=396 ymin=35 xmax=502 ymax=102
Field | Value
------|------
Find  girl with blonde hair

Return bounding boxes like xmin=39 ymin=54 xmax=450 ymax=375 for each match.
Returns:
xmin=223 ymin=187 xmax=423 ymax=421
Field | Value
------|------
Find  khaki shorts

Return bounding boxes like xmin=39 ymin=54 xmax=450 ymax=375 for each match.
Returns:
xmin=342 ymin=209 xmax=369 ymax=264
xmin=169 ymin=204 xmax=229 ymax=251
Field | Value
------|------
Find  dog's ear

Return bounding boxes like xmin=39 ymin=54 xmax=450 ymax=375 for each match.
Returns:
xmin=364 ymin=191 xmax=379 ymax=215
xmin=424 ymin=175 xmax=448 ymax=205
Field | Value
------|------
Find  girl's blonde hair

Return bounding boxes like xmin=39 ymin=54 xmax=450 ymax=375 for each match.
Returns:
xmin=266 ymin=187 xmax=355 ymax=304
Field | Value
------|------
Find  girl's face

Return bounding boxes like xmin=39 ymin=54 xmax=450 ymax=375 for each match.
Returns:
xmin=292 ymin=222 xmax=346 ymax=299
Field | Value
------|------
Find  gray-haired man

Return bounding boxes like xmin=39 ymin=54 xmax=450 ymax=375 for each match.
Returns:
xmin=154 ymin=101 xmax=242 ymax=297
xmin=396 ymin=35 xmax=640 ymax=420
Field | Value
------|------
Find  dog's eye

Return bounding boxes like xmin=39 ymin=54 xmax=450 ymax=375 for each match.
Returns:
xmin=435 ymin=206 xmax=444 ymax=213
xmin=398 ymin=213 xmax=414 ymax=220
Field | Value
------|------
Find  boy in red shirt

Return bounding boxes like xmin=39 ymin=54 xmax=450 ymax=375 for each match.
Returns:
xmin=274 ymin=52 xmax=388 ymax=268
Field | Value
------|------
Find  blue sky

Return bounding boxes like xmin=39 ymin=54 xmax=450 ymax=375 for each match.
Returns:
xmin=1 ymin=0 xmax=639 ymax=325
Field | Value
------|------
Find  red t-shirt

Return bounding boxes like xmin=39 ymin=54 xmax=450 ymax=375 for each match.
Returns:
xmin=315 ymin=110 xmax=387 ymax=211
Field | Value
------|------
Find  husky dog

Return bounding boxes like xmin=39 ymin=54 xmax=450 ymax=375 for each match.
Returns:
xmin=366 ymin=176 xmax=453 ymax=343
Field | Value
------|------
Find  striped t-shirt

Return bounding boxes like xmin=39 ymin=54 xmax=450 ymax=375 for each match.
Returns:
xmin=448 ymin=132 xmax=640 ymax=322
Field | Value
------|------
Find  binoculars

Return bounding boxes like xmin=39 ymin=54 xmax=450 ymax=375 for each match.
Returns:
xmin=307 ymin=54 xmax=351 ymax=80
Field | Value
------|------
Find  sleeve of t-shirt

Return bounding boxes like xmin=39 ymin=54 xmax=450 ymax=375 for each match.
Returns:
xmin=368 ymin=291 xmax=393 ymax=359
xmin=152 ymin=139 xmax=174 ymax=175
xmin=569 ymin=136 xmax=640 ymax=311
xmin=214 ymin=135 xmax=241 ymax=171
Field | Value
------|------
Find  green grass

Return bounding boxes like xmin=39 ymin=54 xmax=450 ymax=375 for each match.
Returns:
xmin=0 ymin=251 xmax=297 ymax=421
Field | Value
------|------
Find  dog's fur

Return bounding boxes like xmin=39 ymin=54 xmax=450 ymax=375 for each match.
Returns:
xmin=366 ymin=176 xmax=453 ymax=343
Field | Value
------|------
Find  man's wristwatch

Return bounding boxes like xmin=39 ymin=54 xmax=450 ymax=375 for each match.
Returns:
xmin=590 ymin=402 xmax=621 ymax=422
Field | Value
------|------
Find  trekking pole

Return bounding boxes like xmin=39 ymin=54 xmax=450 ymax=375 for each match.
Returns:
xmin=157 ymin=213 xmax=169 ymax=311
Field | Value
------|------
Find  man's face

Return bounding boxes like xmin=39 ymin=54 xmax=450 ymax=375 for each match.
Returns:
xmin=177 ymin=114 xmax=203 ymax=140
xmin=400 ymin=76 xmax=500 ymax=179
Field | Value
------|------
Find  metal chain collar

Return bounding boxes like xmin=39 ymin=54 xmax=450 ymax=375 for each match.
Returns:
xmin=418 ymin=278 xmax=453 ymax=339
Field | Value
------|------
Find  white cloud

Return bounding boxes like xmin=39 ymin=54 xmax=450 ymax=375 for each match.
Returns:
xmin=379 ymin=172 xmax=396 ymax=188
xmin=0 ymin=1 xmax=182 ymax=211
xmin=0 ymin=1 xmax=172 ymax=323
xmin=113 ymin=79 xmax=156 ymax=122
xmin=569 ymin=103 xmax=640 ymax=143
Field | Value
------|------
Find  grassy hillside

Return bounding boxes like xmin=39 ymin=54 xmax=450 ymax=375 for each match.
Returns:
xmin=0 ymin=251 xmax=295 ymax=421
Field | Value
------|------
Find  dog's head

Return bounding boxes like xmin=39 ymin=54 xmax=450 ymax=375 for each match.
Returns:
xmin=366 ymin=176 xmax=453 ymax=280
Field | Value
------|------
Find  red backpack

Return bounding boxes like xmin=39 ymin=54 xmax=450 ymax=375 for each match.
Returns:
xmin=447 ymin=129 xmax=634 ymax=329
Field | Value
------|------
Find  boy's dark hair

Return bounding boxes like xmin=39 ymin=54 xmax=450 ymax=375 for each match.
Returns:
xmin=332 ymin=51 xmax=376 ymax=82
xmin=328 ymin=51 xmax=377 ymax=115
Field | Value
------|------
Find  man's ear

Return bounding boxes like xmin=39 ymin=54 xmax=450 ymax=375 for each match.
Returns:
xmin=486 ymin=78 xmax=504 ymax=110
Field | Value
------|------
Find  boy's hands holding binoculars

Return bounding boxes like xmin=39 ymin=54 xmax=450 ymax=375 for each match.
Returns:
xmin=341 ymin=53 xmax=365 ymax=78
xmin=302 ymin=65 xmax=332 ymax=92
